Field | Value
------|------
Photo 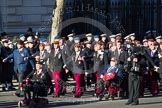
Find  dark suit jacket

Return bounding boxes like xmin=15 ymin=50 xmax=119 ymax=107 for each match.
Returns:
xmin=93 ymin=51 xmax=108 ymax=73
xmin=66 ymin=51 xmax=85 ymax=74
xmin=158 ymin=58 xmax=162 ymax=79
xmin=1 ymin=46 xmax=13 ymax=73
xmin=83 ymin=47 xmax=94 ymax=71
xmin=61 ymin=45 xmax=70 ymax=64
xmin=66 ymin=40 xmax=74 ymax=56
xmin=35 ymin=50 xmax=49 ymax=63
xmin=109 ymin=48 xmax=128 ymax=65
xmin=49 ymin=49 xmax=64 ymax=72
xmin=147 ymin=49 xmax=159 ymax=68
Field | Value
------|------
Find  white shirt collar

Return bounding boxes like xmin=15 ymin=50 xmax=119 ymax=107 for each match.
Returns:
xmin=76 ymin=51 xmax=80 ymax=55
xmin=37 ymin=69 xmax=43 ymax=75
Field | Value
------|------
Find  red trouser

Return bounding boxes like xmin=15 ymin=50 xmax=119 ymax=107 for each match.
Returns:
xmin=74 ymin=74 xmax=85 ymax=96
xmin=150 ymin=70 xmax=159 ymax=95
xmin=107 ymin=84 xmax=119 ymax=96
xmin=52 ymin=71 xmax=61 ymax=95
xmin=140 ymin=74 xmax=150 ymax=96
xmin=141 ymin=70 xmax=159 ymax=96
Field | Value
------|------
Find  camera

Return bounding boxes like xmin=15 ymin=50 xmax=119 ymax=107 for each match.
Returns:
xmin=124 ymin=42 xmax=146 ymax=58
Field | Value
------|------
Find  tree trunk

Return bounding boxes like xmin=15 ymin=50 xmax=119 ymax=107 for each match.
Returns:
xmin=50 ymin=0 xmax=64 ymax=43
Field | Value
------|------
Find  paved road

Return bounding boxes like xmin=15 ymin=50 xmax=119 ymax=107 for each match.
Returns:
xmin=0 ymin=89 xmax=162 ymax=108
xmin=0 ymin=80 xmax=162 ymax=108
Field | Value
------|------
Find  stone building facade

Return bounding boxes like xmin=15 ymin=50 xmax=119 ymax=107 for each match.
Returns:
xmin=0 ymin=0 xmax=162 ymax=39
xmin=0 ymin=0 xmax=55 ymax=35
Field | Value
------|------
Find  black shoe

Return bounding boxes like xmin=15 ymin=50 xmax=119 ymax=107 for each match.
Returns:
xmin=52 ymin=94 xmax=60 ymax=98
xmin=117 ymin=96 xmax=123 ymax=100
xmin=2 ymin=87 xmax=6 ymax=92
xmin=125 ymin=102 xmax=132 ymax=105
xmin=110 ymin=94 xmax=115 ymax=100
xmin=105 ymin=94 xmax=110 ymax=100
xmin=152 ymin=94 xmax=158 ymax=97
xmin=48 ymin=89 xmax=53 ymax=95
xmin=131 ymin=102 xmax=139 ymax=105
xmin=98 ymin=94 xmax=104 ymax=101
xmin=8 ymin=87 xmax=16 ymax=91
xmin=60 ymin=91 xmax=66 ymax=96
xmin=93 ymin=93 xmax=99 ymax=98
xmin=73 ymin=95 xmax=81 ymax=98
xmin=80 ymin=92 xmax=84 ymax=96
xmin=72 ymin=90 xmax=75 ymax=94
xmin=93 ymin=93 xmax=96 ymax=97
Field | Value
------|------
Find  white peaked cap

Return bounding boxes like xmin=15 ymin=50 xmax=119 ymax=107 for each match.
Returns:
xmin=109 ymin=35 xmax=116 ymax=38
xmin=86 ymin=33 xmax=93 ymax=37
xmin=124 ymin=35 xmax=131 ymax=40
xmin=67 ymin=33 xmax=74 ymax=37
xmin=116 ymin=33 xmax=122 ymax=36
xmin=129 ymin=33 xmax=135 ymax=36
xmin=155 ymin=35 xmax=162 ymax=39
xmin=100 ymin=34 xmax=107 ymax=37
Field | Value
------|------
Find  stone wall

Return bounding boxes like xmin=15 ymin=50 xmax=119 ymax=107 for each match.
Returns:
xmin=0 ymin=0 xmax=55 ymax=35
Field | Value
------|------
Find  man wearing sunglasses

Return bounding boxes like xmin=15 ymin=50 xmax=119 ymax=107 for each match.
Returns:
xmin=96 ymin=57 xmax=123 ymax=100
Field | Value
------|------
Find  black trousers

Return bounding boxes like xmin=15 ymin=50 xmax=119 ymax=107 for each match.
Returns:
xmin=128 ymin=74 xmax=140 ymax=103
xmin=17 ymin=72 xmax=25 ymax=85
xmin=24 ymin=84 xmax=32 ymax=100
xmin=33 ymin=83 xmax=47 ymax=99
xmin=119 ymin=72 xmax=129 ymax=98
xmin=159 ymin=73 xmax=162 ymax=85
xmin=96 ymin=78 xmax=111 ymax=94
xmin=1 ymin=62 xmax=13 ymax=84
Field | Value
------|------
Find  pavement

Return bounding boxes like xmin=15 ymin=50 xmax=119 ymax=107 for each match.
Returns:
xmin=0 ymin=81 xmax=162 ymax=108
